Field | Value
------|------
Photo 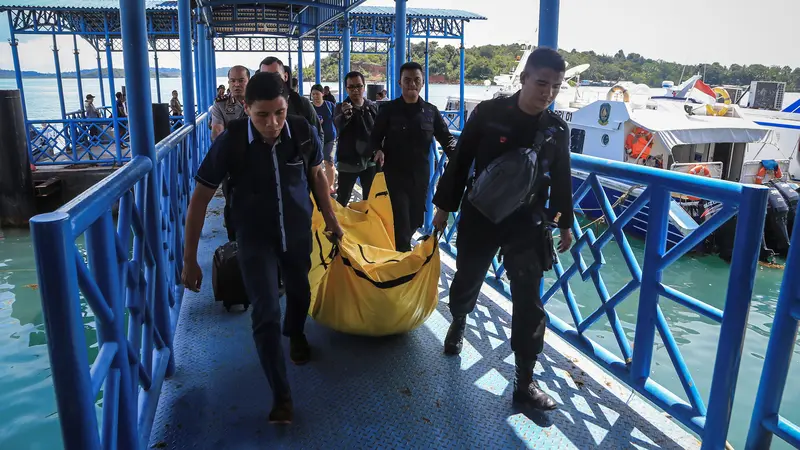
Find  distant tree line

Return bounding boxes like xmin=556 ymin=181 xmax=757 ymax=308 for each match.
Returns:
xmin=299 ymin=43 xmax=800 ymax=90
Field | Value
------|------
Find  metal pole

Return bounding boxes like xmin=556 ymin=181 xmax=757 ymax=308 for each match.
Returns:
xmin=315 ymin=31 xmax=322 ymax=84
xmin=703 ymin=185 xmax=769 ymax=448
xmin=52 ymin=34 xmax=67 ymax=119
xmin=746 ymin=212 xmax=800 ymax=449
xmin=104 ymin=16 xmax=122 ymax=162
xmin=96 ymin=50 xmax=106 ymax=107
xmin=7 ymin=13 xmax=29 ymax=144
xmin=118 ymin=0 xmax=175 ymax=386
xmin=538 ymin=0 xmax=560 ymax=50
xmin=424 ymin=19 xmax=429 ymax=101
xmin=459 ymin=26 xmax=465 ymax=129
xmin=178 ymin=0 xmax=197 ymax=171
xmin=209 ymin=35 xmax=217 ymax=104
xmin=342 ymin=12 xmax=351 ymax=76
xmin=297 ymin=35 xmax=304 ymax=96
xmin=394 ymin=0 xmax=407 ymax=99
xmin=73 ymin=35 xmax=85 ymax=114
xmin=29 ymin=212 xmax=101 ymax=449
xmin=193 ymin=17 xmax=202 ymax=112
xmin=153 ymin=44 xmax=162 ymax=103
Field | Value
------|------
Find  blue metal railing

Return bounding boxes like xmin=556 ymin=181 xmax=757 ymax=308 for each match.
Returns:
xmin=29 ymin=112 xmax=210 ymax=449
xmin=429 ymin=131 xmax=775 ymax=448
xmin=26 ymin=116 xmax=186 ymax=166
xmin=747 ymin=214 xmax=800 ymax=449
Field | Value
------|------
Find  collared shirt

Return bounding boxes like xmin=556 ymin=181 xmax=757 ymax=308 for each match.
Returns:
xmin=195 ymin=118 xmax=323 ymax=251
xmin=210 ymin=96 xmax=246 ymax=129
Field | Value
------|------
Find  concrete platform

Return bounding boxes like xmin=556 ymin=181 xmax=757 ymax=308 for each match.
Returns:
xmin=148 ymin=195 xmax=701 ymax=450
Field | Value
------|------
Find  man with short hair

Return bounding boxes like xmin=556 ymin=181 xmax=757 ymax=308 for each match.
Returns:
xmin=333 ymin=71 xmax=379 ymax=205
xmin=432 ymin=47 xmax=574 ymax=411
xmin=211 ymin=65 xmax=250 ymax=141
xmin=258 ymin=56 xmax=323 ymax=144
xmin=370 ymin=61 xmax=456 ymax=252
xmin=182 ymin=71 xmax=343 ymax=425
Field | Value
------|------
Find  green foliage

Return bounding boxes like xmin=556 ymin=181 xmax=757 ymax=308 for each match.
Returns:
xmin=294 ymin=44 xmax=799 ymax=90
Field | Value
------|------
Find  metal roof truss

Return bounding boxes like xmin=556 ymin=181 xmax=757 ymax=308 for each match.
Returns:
xmin=211 ymin=35 xmax=387 ymax=54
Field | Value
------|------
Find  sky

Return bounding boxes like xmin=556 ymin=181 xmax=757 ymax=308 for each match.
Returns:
xmin=0 ymin=0 xmax=796 ymax=74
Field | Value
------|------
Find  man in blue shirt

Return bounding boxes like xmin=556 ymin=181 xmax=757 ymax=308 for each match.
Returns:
xmin=181 ymin=72 xmax=343 ymax=424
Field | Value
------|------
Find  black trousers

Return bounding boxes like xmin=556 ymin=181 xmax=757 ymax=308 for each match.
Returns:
xmin=236 ymin=230 xmax=312 ymax=400
xmin=448 ymin=200 xmax=547 ymax=361
xmin=336 ymin=166 xmax=376 ymax=206
xmin=385 ymin=173 xmax=427 ymax=253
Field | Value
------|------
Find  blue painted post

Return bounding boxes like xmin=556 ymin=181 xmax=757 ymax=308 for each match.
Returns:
xmin=73 ymin=36 xmax=85 ymax=114
xmin=387 ymin=40 xmax=394 ymax=98
xmin=342 ymin=13 xmax=351 ymax=77
xmin=315 ymin=31 xmax=322 ymax=84
xmin=423 ymin=142 xmax=435 ymax=233
xmin=394 ymin=0 xmax=407 ymax=99
xmin=7 ymin=15 xmax=29 ymax=150
xmin=703 ymin=185 xmax=769 ymax=448
xmin=424 ymin=20 xmax=429 ymax=101
xmin=85 ymin=211 xmax=138 ymax=449
xmin=95 ymin=51 xmax=105 ymax=107
xmin=459 ymin=28 xmax=465 ymax=129
xmin=193 ymin=19 xmax=202 ymax=112
xmin=297 ymin=35 xmax=304 ymax=96
xmin=209 ymin=36 xmax=217 ymax=105
xmin=746 ymin=212 xmax=800 ymax=449
xmin=29 ymin=212 xmax=101 ymax=449
xmin=104 ymin=18 xmax=122 ymax=163
xmin=52 ymin=34 xmax=67 ymax=120
xmin=178 ymin=0 xmax=197 ymax=171
xmin=154 ymin=46 xmax=162 ymax=103
xmin=118 ymin=0 xmax=175 ymax=378
xmin=538 ymin=0 xmax=560 ymax=50
xmin=539 ymin=0 xmax=559 ymax=112
xmin=630 ymin=188 xmax=670 ymax=385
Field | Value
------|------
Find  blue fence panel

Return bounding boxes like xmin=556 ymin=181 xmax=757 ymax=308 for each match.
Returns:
xmin=746 ymin=213 xmax=800 ymax=449
xmin=428 ymin=131 xmax=771 ymax=448
xmin=29 ymin=113 xmax=210 ymax=450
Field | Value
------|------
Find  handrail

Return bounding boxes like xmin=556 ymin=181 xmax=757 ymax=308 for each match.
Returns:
xmin=430 ymin=128 xmax=773 ymax=448
xmin=29 ymin=113 xmax=211 ymax=450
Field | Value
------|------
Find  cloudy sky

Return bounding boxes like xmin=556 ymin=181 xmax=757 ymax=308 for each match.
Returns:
xmin=0 ymin=0 xmax=795 ymax=73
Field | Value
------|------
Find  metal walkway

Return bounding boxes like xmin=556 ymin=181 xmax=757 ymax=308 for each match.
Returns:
xmin=148 ymin=195 xmax=700 ymax=450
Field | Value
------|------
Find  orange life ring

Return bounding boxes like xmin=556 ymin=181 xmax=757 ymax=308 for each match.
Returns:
xmin=687 ymin=165 xmax=711 ymax=200
xmin=625 ymin=127 xmax=653 ymax=160
xmin=754 ymin=165 xmax=783 ymax=184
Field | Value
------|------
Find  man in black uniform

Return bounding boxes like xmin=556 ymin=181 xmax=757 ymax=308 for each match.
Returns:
xmin=431 ymin=47 xmax=574 ymax=411
xmin=259 ymin=56 xmax=324 ymax=144
xmin=370 ymin=61 xmax=456 ymax=252
xmin=182 ymin=72 xmax=343 ymax=424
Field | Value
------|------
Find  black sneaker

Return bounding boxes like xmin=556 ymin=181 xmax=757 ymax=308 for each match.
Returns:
xmin=268 ymin=397 xmax=293 ymax=424
xmin=444 ymin=316 xmax=467 ymax=355
xmin=290 ymin=334 xmax=311 ymax=365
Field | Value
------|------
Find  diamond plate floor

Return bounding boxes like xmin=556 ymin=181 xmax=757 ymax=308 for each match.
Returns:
xmin=149 ymin=195 xmax=701 ymax=450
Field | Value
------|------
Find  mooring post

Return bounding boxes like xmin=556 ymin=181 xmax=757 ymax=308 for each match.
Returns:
xmin=0 ymin=89 xmax=36 ymax=227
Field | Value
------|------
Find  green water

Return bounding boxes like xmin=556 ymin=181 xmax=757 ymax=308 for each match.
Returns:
xmin=0 ymin=223 xmax=798 ymax=449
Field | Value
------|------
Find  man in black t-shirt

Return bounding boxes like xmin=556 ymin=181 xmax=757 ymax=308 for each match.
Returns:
xmin=432 ymin=48 xmax=574 ymax=412
xmin=181 ymin=72 xmax=343 ymax=425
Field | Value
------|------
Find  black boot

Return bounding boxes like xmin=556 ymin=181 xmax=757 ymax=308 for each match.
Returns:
xmin=512 ymin=357 xmax=557 ymax=411
xmin=444 ymin=316 xmax=467 ymax=355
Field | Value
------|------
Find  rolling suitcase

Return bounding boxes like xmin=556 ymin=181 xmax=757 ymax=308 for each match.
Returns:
xmin=211 ymin=241 xmax=250 ymax=311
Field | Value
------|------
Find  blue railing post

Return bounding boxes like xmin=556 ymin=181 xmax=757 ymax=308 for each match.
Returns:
xmin=73 ymin=35 xmax=85 ymax=115
xmin=29 ymin=212 xmax=101 ymax=449
xmin=703 ymin=185 xmax=769 ymax=449
xmin=630 ymin=188 xmax=670 ymax=384
xmin=8 ymin=14 xmax=31 ymax=155
xmin=459 ymin=28 xmax=465 ymax=128
xmin=342 ymin=12 xmax=351 ymax=77
xmin=423 ymin=142 xmax=436 ymax=234
xmin=394 ymin=0 xmax=406 ymax=99
xmin=119 ymin=0 xmax=175 ymax=376
xmin=85 ymin=211 xmax=138 ymax=449
xmin=297 ymin=33 xmax=304 ymax=96
xmin=52 ymin=33 xmax=67 ymax=120
xmin=746 ymin=196 xmax=800 ymax=449
xmin=95 ymin=51 xmax=106 ymax=107
xmin=178 ymin=0 xmax=198 ymax=173
xmin=104 ymin=15 xmax=123 ymax=164
xmin=208 ymin=35 xmax=216 ymax=105
xmin=424 ymin=20 xmax=430 ymax=101
xmin=315 ymin=30 xmax=322 ymax=84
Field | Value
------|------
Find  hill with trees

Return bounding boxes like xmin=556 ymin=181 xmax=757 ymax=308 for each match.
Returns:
xmin=300 ymin=42 xmax=800 ymax=90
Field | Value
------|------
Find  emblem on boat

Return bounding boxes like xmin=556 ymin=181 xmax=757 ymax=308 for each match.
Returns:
xmin=598 ymin=103 xmax=611 ymax=126
xmin=601 ymin=134 xmax=610 ymax=146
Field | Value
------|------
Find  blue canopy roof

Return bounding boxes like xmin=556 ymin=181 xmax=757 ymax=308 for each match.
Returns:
xmin=0 ymin=0 xmax=175 ymax=10
xmin=351 ymin=6 xmax=485 ymax=21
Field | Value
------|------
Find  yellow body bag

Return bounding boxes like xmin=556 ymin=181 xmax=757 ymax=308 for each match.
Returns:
xmin=308 ymin=173 xmax=440 ymax=336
